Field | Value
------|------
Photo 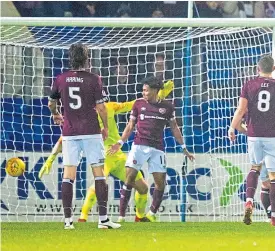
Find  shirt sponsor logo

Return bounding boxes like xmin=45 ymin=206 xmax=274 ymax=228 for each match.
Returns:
xmin=141 ymin=107 xmax=146 ymax=111
xmin=144 ymin=115 xmax=166 ymax=120
xmin=159 ymin=108 xmax=166 ymax=114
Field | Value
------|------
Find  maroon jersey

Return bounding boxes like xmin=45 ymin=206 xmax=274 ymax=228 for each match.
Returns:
xmin=49 ymin=70 xmax=107 ymax=136
xmin=240 ymin=76 xmax=275 ymax=137
xmin=130 ymin=98 xmax=175 ymax=150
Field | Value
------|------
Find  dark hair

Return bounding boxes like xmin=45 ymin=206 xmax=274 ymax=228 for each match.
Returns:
xmin=258 ymin=54 xmax=274 ymax=73
xmin=69 ymin=43 xmax=88 ymax=69
xmin=141 ymin=76 xmax=164 ymax=91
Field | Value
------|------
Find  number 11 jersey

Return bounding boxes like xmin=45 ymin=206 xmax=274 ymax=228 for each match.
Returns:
xmin=240 ymin=76 xmax=275 ymax=137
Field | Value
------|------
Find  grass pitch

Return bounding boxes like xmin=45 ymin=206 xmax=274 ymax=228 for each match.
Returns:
xmin=1 ymin=222 xmax=274 ymax=251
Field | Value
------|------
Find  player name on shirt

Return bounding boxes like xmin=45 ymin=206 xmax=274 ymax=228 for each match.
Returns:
xmin=66 ymin=77 xmax=83 ymax=83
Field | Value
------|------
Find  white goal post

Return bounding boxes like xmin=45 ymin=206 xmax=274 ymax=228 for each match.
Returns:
xmin=1 ymin=17 xmax=275 ymax=222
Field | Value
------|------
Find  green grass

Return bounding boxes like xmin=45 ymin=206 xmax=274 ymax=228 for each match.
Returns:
xmin=2 ymin=222 xmax=275 ymax=251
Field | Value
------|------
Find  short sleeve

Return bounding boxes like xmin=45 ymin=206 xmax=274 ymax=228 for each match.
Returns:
xmin=49 ymin=77 xmax=61 ymax=101
xmin=240 ymin=82 xmax=249 ymax=99
xmin=130 ymin=101 xmax=138 ymax=120
xmin=95 ymin=76 xmax=108 ymax=104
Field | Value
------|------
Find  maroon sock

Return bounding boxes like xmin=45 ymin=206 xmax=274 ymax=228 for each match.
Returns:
xmin=150 ymin=189 xmax=164 ymax=214
xmin=62 ymin=179 xmax=74 ymax=218
xmin=246 ymin=169 xmax=260 ymax=200
xmin=270 ymin=180 xmax=275 ymax=215
xmin=261 ymin=187 xmax=270 ymax=212
xmin=95 ymin=178 xmax=108 ymax=216
xmin=120 ymin=184 xmax=132 ymax=217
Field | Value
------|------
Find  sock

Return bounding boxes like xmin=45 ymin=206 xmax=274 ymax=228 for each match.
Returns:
xmin=134 ymin=191 xmax=147 ymax=218
xmin=120 ymin=184 xmax=132 ymax=217
xmin=246 ymin=169 xmax=260 ymax=202
xmin=80 ymin=186 xmax=97 ymax=220
xmin=62 ymin=179 xmax=74 ymax=218
xmin=270 ymin=180 xmax=275 ymax=216
xmin=95 ymin=177 xmax=108 ymax=219
xmin=261 ymin=187 xmax=270 ymax=212
xmin=150 ymin=189 xmax=164 ymax=214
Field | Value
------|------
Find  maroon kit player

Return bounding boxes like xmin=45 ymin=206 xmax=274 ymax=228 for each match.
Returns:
xmin=229 ymin=54 xmax=275 ymax=226
xmin=48 ymin=43 xmax=121 ymax=229
xmin=109 ymin=76 xmax=194 ymax=222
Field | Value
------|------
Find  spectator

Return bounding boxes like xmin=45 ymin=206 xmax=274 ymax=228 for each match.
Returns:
xmin=108 ymin=63 xmax=133 ymax=102
xmin=14 ymin=1 xmax=44 ymax=17
xmin=116 ymin=3 xmax=131 ymax=17
xmin=70 ymin=2 xmax=105 ymax=17
xmin=221 ymin=1 xmax=265 ymax=18
xmin=195 ymin=1 xmax=223 ymax=18
xmin=265 ymin=1 xmax=275 ymax=18
xmin=152 ymin=7 xmax=164 ymax=18
xmin=147 ymin=53 xmax=173 ymax=83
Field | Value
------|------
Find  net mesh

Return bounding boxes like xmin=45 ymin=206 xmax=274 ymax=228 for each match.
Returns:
xmin=0 ymin=24 xmax=273 ymax=222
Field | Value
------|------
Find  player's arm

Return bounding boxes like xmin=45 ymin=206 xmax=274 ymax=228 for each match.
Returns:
xmin=169 ymin=118 xmax=194 ymax=161
xmin=112 ymin=101 xmax=136 ymax=115
xmin=112 ymin=80 xmax=174 ymax=115
xmin=96 ymin=103 xmax=108 ymax=139
xmin=228 ymin=97 xmax=248 ymax=141
xmin=107 ymin=118 xmax=136 ymax=155
xmin=48 ymin=77 xmax=63 ymax=125
xmin=95 ymin=76 xmax=109 ymax=139
xmin=108 ymin=101 xmax=138 ymax=155
xmin=157 ymin=80 xmax=174 ymax=100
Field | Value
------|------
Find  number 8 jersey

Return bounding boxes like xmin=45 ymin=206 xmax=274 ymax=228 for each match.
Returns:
xmin=49 ymin=70 xmax=107 ymax=136
xmin=240 ymin=76 xmax=275 ymax=137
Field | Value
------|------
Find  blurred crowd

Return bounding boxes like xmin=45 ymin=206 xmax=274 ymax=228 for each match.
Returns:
xmin=13 ymin=1 xmax=275 ymax=18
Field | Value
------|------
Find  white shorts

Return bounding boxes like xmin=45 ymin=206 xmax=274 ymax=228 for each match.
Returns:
xmin=62 ymin=136 xmax=104 ymax=167
xmin=260 ymin=163 xmax=269 ymax=182
xmin=248 ymin=137 xmax=275 ymax=174
xmin=126 ymin=144 xmax=166 ymax=174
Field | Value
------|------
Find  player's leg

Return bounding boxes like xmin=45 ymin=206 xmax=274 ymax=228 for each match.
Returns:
xmin=262 ymin=138 xmax=275 ymax=226
xmin=39 ymin=137 xmax=62 ymax=179
xmin=244 ymin=138 xmax=263 ymax=225
xmin=78 ymin=159 xmax=111 ymax=222
xmin=146 ymin=149 xmax=167 ymax=222
xmin=119 ymin=144 xmax=149 ymax=221
xmin=83 ymin=137 xmax=120 ymax=229
xmin=108 ymin=152 xmax=149 ymax=222
xmin=260 ymin=164 xmax=271 ymax=219
xmin=133 ymin=175 xmax=149 ymax=221
xmin=62 ymin=139 xmax=80 ymax=230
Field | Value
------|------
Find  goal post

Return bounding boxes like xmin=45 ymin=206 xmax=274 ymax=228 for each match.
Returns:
xmin=1 ymin=18 xmax=274 ymax=222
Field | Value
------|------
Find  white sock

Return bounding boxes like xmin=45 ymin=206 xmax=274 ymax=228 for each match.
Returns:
xmin=65 ymin=217 xmax=73 ymax=225
xmin=246 ymin=198 xmax=253 ymax=203
xmin=99 ymin=215 xmax=108 ymax=222
xmin=271 ymin=212 xmax=275 ymax=218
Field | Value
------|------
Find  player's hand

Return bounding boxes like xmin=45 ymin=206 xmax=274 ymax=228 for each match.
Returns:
xmin=101 ymin=128 xmax=108 ymax=141
xmin=52 ymin=113 xmax=64 ymax=126
xmin=183 ymin=149 xmax=195 ymax=162
xmin=228 ymin=127 xmax=236 ymax=142
xmin=107 ymin=143 xmax=121 ymax=155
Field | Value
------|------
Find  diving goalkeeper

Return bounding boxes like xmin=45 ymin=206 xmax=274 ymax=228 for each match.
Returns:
xmin=39 ymin=80 xmax=174 ymax=222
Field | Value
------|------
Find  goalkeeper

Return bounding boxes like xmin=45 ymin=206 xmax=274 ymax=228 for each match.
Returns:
xmin=39 ymin=80 xmax=174 ymax=222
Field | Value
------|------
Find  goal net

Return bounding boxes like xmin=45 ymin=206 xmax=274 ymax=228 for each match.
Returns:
xmin=1 ymin=18 xmax=274 ymax=222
